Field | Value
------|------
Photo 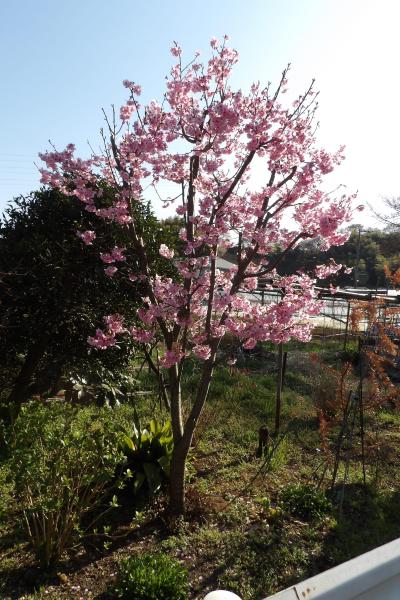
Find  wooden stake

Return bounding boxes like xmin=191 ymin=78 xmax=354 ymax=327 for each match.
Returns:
xmin=275 ymin=343 xmax=284 ymax=434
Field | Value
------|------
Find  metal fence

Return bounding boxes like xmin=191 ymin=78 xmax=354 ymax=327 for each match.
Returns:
xmin=240 ymin=288 xmax=400 ymax=347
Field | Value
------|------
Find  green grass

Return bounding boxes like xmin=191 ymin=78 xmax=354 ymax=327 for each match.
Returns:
xmin=1 ymin=348 xmax=400 ymax=600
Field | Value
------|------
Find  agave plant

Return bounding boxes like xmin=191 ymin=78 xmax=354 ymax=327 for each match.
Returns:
xmin=121 ymin=412 xmax=174 ymax=497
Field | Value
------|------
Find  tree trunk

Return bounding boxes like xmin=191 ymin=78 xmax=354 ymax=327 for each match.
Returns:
xmin=169 ymin=364 xmax=183 ymax=441
xmin=168 ymin=364 xmax=185 ymax=515
xmin=168 ymin=355 xmax=215 ymax=515
xmin=169 ymin=440 xmax=190 ymax=516
xmin=5 ymin=334 xmax=50 ymax=426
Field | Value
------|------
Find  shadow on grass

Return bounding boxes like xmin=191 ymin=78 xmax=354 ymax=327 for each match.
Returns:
xmin=285 ymin=415 xmax=319 ymax=434
xmin=319 ymin=483 xmax=400 ymax=570
xmin=195 ymin=484 xmax=400 ymax=600
xmin=196 ymin=525 xmax=313 ymax=600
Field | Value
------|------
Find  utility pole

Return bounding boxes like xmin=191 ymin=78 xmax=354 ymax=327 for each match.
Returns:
xmin=354 ymin=226 xmax=362 ymax=288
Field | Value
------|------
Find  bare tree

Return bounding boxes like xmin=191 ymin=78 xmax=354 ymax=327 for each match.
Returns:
xmin=370 ymin=196 xmax=400 ymax=229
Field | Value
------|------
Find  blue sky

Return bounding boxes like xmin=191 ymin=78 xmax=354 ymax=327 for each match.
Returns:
xmin=1 ymin=0 xmax=399 ymax=224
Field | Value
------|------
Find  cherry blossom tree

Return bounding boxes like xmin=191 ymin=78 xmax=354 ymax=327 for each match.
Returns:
xmin=39 ymin=37 xmax=360 ymax=514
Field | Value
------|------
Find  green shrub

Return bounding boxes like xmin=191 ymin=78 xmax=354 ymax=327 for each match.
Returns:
xmin=339 ymin=347 xmax=360 ymax=365
xmin=121 ymin=414 xmax=173 ymax=497
xmin=11 ymin=400 xmax=126 ymax=567
xmin=0 ymin=461 xmax=14 ymax=521
xmin=69 ymin=367 xmax=140 ymax=406
xmin=268 ymin=435 xmax=290 ymax=471
xmin=280 ymin=484 xmax=331 ymax=521
xmin=115 ymin=553 xmax=189 ymax=600
xmin=256 ymin=496 xmax=271 ymax=512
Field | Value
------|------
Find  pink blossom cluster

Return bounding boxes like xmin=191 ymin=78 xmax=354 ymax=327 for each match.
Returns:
xmin=159 ymin=244 xmax=174 ymax=259
xmin=129 ymin=326 xmax=155 ymax=343
xmin=160 ymin=349 xmax=185 ymax=369
xmin=76 ymin=230 xmax=96 ymax=245
xmin=104 ymin=266 xmax=118 ymax=277
xmin=88 ymin=314 xmax=125 ymax=349
xmin=122 ymin=80 xmax=142 ymax=95
xmin=193 ymin=345 xmax=212 ymax=360
xmin=100 ymin=246 xmax=126 ymax=264
xmin=39 ymin=38 xmax=358 ymax=368
xmin=314 ymin=260 xmax=342 ymax=279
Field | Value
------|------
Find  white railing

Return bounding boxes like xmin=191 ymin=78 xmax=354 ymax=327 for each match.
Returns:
xmin=204 ymin=537 xmax=400 ymax=600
